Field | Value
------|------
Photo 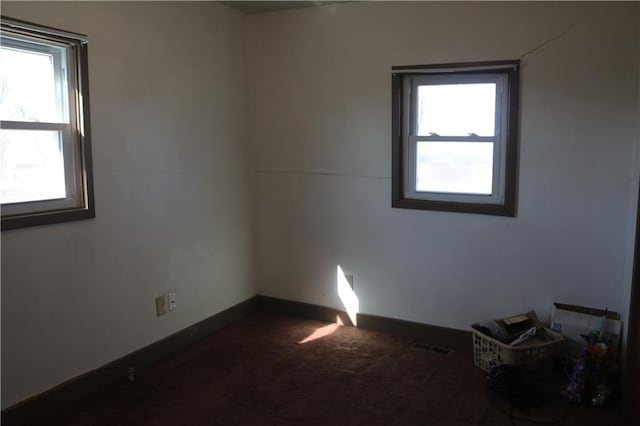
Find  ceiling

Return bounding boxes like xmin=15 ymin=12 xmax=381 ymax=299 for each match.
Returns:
xmin=221 ymin=1 xmax=345 ymax=14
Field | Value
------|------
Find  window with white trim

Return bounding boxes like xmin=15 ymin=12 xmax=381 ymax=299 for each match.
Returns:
xmin=0 ymin=17 xmax=94 ymax=230
xmin=392 ymin=61 xmax=519 ymax=216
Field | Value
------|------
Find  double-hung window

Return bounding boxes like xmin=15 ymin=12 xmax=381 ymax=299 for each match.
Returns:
xmin=392 ymin=61 xmax=519 ymax=216
xmin=0 ymin=17 xmax=94 ymax=230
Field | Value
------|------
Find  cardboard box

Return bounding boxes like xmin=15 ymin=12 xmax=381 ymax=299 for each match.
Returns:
xmin=550 ymin=303 xmax=621 ymax=355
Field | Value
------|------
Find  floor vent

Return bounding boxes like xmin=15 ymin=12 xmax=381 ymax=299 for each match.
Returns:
xmin=410 ymin=342 xmax=450 ymax=355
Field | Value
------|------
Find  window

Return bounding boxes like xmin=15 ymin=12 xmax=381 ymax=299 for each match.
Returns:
xmin=1 ymin=17 xmax=94 ymax=230
xmin=391 ymin=61 xmax=519 ymax=216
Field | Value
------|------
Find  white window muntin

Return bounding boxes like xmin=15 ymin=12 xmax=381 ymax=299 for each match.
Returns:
xmin=0 ymin=28 xmax=84 ymax=216
xmin=402 ymin=73 xmax=509 ymax=204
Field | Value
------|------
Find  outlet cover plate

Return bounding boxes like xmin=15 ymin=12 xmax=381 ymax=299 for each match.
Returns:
xmin=345 ymin=274 xmax=354 ymax=289
xmin=168 ymin=292 xmax=176 ymax=311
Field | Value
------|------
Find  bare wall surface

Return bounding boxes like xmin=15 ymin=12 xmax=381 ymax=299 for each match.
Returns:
xmin=248 ymin=3 xmax=640 ymax=330
xmin=1 ymin=2 xmax=253 ymax=408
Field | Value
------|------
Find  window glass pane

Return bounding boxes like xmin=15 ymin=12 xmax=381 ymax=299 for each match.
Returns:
xmin=417 ymin=83 xmax=496 ymax=136
xmin=416 ymin=141 xmax=493 ymax=195
xmin=0 ymin=43 xmax=66 ymax=123
xmin=0 ymin=129 xmax=67 ymax=203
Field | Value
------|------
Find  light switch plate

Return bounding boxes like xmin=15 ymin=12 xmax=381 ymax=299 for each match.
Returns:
xmin=155 ymin=295 xmax=167 ymax=316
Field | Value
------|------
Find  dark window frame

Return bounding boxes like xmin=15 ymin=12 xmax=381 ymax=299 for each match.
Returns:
xmin=391 ymin=60 xmax=519 ymax=217
xmin=1 ymin=16 xmax=95 ymax=231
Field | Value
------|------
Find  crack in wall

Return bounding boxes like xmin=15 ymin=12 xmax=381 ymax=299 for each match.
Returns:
xmin=256 ymin=169 xmax=391 ymax=180
xmin=519 ymin=21 xmax=577 ymax=60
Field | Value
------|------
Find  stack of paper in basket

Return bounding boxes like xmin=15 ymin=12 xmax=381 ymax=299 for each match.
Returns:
xmin=473 ymin=311 xmax=555 ymax=346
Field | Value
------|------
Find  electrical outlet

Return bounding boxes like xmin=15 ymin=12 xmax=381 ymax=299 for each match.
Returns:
xmin=345 ymin=274 xmax=354 ymax=289
xmin=155 ymin=295 xmax=167 ymax=316
xmin=168 ymin=292 xmax=177 ymax=311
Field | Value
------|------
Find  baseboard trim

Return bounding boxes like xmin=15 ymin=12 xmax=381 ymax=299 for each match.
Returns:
xmin=357 ymin=312 xmax=472 ymax=350
xmin=1 ymin=296 xmax=258 ymax=426
xmin=256 ymin=294 xmax=356 ymax=326
xmin=256 ymin=295 xmax=472 ymax=350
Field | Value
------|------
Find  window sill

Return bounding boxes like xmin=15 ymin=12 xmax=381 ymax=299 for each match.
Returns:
xmin=392 ymin=197 xmax=515 ymax=217
xmin=2 ymin=207 xmax=95 ymax=231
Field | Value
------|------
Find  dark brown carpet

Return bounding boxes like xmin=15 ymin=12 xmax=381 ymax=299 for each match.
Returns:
xmin=54 ymin=312 xmax=620 ymax=425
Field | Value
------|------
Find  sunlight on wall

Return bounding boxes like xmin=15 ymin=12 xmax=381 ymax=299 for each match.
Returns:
xmin=297 ymin=267 xmax=360 ymax=344
xmin=337 ymin=265 xmax=359 ymax=326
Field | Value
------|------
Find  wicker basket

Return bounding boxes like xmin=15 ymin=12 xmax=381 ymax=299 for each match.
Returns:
xmin=471 ymin=326 xmax=564 ymax=373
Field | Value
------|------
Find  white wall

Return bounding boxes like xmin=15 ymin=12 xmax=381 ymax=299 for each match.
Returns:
xmin=249 ymin=3 xmax=640 ymax=329
xmin=1 ymin=2 xmax=254 ymax=408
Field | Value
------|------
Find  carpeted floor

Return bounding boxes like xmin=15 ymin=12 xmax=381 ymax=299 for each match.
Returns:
xmin=54 ymin=312 xmax=620 ymax=425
